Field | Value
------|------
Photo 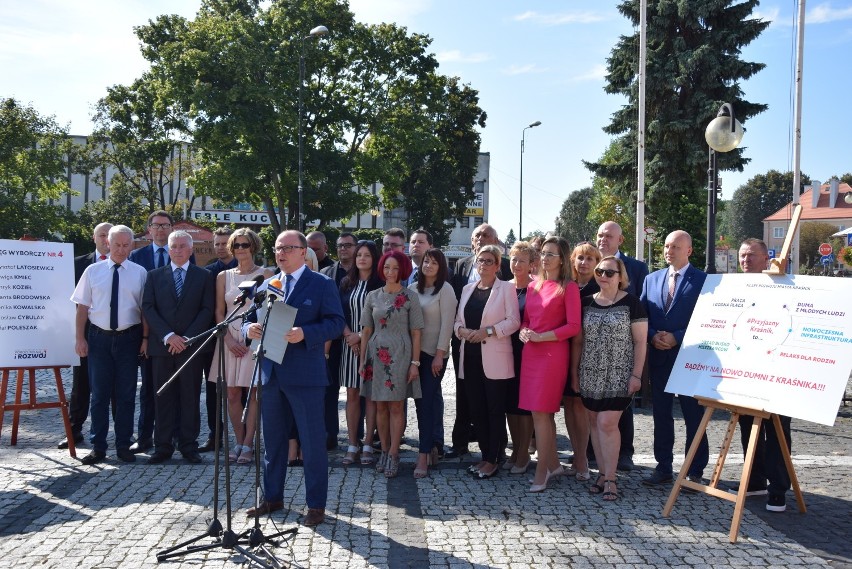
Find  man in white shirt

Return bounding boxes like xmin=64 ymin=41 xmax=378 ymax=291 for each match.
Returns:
xmin=71 ymin=225 xmax=148 ymax=465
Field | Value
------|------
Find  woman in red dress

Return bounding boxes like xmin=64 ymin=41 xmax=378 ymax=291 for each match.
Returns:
xmin=519 ymin=236 xmax=581 ymax=492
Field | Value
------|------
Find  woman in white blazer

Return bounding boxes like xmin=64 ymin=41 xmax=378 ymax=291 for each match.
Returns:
xmin=454 ymin=245 xmax=520 ymax=479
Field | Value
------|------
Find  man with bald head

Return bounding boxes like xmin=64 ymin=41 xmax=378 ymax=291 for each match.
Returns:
xmin=594 ymin=221 xmax=649 ymax=471
xmin=307 ymin=231 xmax=334 ymax=271
xmin=640 ymin=230 xmax=708 ymax=487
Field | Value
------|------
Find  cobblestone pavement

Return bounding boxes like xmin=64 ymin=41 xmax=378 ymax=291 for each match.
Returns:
xmin=1 ymin=366 xmax=850 ymax=568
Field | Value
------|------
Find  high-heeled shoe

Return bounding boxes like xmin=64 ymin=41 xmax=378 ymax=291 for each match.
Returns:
xmin=237 ymin=446 xmax=254 ymax=464
xmin=510 ymin=459 xmax=531 ymax=474
xmin=476 ymin=464 xmax=499 ymax=479
xmin=529 ymin=466 xmax=562 ymax=493
xmin=384 ymin=454 xmax=400 ymax=478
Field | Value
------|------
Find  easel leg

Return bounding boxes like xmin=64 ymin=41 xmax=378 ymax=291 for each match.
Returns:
xmin=11 ymin=369 xmax=25 ymax=445
xmin=663 ymin=405 xmax=714 ymax=517
xmin=53 ymin=367 xmax=76 ymax=458
xmin=729 ymin=416 xmax=762 ymax=542
xmin=773 ymin=414 xmax=806 ymax=513
xmin=0 ymin=370 xmax=9 ymax=441
xmin=710 ymin=412 xmax=738 ymax=489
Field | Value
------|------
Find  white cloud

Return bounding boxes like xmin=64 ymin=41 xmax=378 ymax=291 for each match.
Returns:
xmin=513 ymin=10 xmax=605 ymax=26
xmin=753 ymin=7 xmax=781 ymax=26
xmin=436 ymin=50 xmax=491 ymax=64
xmin=571 ymin=64 xmax=607 ymax=82
xmin=808 ymin=3 xmax=852 ymax=24
xmin=501 ymin=63 xmax=548 ymax=76
xmin=349 ymin=0 xmax=433 ymax=26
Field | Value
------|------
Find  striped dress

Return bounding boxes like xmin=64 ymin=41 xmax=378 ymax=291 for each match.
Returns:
xmin=339 ymin=279 xmax=369 ymax=389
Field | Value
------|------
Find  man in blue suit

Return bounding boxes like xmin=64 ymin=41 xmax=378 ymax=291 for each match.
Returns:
xmin=640 ymin=230 xmax=708 ymax=486
xmin=596 ymin=221 xmax=649 ymax=472
xmin=245 ymin=230 xmax=345 ymax=527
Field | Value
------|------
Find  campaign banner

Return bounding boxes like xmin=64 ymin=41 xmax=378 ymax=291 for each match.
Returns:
xmin=667 ymin=273 xmax=852 ymax=426
xmin=0 ymin=240 xmax=78 ymax=367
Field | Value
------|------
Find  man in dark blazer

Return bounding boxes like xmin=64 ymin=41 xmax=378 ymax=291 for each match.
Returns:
xmin=59 ymin=222 xmax=113 ymax=449
xmin=446 ymin=223 xmax=511 ymax=459
xmin=246 ymin=230 xmax=345 ymax=527
xmin=640 ymin=230 xmax=708 ymax=486
xmin=142 ymin=230 xmax=215 ymax=464
xmin=128 ymin=210 xmax=195 ymax=453
xmin=595 ymin=221 xmax=650 ymax=471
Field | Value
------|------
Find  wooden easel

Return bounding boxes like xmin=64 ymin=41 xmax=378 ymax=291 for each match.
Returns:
xmin=0 ymin=366 xmax=77 ymax=458
xmin=662 ymin=396 xmax=805 ymax=542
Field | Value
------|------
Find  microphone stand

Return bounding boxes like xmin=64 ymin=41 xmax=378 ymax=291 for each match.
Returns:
xmin=156 ymin=297 xmax=266 ymax=564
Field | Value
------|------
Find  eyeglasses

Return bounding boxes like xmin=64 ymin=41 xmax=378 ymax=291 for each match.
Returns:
xmin=149 ymin=223 xmax=172 ymax=230
xmin=594 ymin=268 xmax=620 ymax=278
xmin=275 ymin=245 xmax=306 ymax=254
xmin=232 ymin=242 xmax=252 ymax=250
xmin=475 ymin=258 xmax=496 ymax=266
xmin=337 ymin=243 xmax=356 ymax=249
xmin=383 ymin=242 xmax=404 ymax=250
xmin=541 ymin=252 xmax=560 ymax=259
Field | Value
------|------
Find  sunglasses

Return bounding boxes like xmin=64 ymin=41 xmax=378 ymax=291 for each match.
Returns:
xmin=475 ymin=258 xmax=496 ymax=266
xmin=232 ymin=242 xmax=252 ymax=249
xmin=594 ymin=268 xmax=620 ymax=278
xmin=357 ymin=240 xmax=375 ymax=246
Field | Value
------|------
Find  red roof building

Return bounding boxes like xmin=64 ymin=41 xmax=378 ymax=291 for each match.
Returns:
xmin=762 ymin=180 xmax=852 ymax=253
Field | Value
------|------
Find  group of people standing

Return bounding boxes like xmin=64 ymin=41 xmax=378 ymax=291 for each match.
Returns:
xmin=67 ymin=214 xmax=793 ymax=529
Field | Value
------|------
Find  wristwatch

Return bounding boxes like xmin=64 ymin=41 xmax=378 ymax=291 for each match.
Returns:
xmin=486 ymin=326 xmax=494 ymax=337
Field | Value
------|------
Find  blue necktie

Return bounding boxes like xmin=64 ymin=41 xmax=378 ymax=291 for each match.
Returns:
xmin=284 ymin=274 xmax=294 ymax=302
xmin=156 ymin=248 xmax=166 ymax=268
xmin=174 ymin=267 xmax=184 ymax=298
xmin=110 ymin=263 xmax=120 ymax=330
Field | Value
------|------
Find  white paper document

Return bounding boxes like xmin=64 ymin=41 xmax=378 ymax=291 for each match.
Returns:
xmin=252 ymin=302 xmax=298 ymax=364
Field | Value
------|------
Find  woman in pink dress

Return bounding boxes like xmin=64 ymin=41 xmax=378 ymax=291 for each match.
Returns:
xmin=519 ymin=236 xmax=581 ymax=492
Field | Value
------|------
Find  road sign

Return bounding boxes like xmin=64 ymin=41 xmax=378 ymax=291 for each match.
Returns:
xmin=818 ymin=242 xmax=833 ymax=256
xmin=767 ymin=248 xmax=776 ymax=259
xmin=821 ymin=254 xmax=835 ymax=265
xmin=644 ymin=226 xmax=656 ymax=235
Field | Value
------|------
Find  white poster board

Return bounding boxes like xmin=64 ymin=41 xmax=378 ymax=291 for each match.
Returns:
xmin=0 ymin=240 xmax=79 ymax=367
xmin=667 ymin=273 xmax=852 ymax=426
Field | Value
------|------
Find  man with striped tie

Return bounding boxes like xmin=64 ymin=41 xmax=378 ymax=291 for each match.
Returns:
xmin=142 ymin=230 xmax=215 ymax=464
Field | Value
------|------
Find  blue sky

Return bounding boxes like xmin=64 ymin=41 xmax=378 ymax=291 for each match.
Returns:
xmin=3 ymin=0 xmax=850 ymax=240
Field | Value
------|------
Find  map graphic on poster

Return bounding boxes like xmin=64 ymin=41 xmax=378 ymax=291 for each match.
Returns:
xmin=0 ymin=240 xmax=78 ymax=368
xmin=667 ymin=273 xmax=852 ymax=426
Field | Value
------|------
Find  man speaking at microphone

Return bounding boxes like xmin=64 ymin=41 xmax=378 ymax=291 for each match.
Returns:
xmin=245 ymin=230 xmax=344 ymax=527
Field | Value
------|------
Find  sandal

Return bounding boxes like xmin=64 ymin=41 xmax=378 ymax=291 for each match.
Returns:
xmin=375 ymin=451 xmax=388 ymax=473
xmin=589 ymin=475 xmax=605 ymax=494
xmin=361 ymin=445 xmax=375 ymax=465
xmin=237 ymin=446 xmax=254 ymax=464
xmin=602 ymin=479 xmax=619 ymax=501
xmin=229 ymin=444 xmax=244 ymax=463
xmin=342 ymin=445 xmax=360 ymax=466
xmin=574 ymin=469 xmax=591 ymax=481
xmin=384 ymin=454 xmax=400 ymax=478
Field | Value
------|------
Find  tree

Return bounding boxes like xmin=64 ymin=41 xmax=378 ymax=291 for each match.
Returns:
xmin=88 ymin=75 xmax=196 ymax=214
xmin=133 ymin=0 xmax=479 ymax=237
xmin=0 ymin=98 xmax=77 ymax=240
xmin=726 ymin=170 xmax=810 ymax=245
xmin=585 ymin=0 xmax=770 ymax=264
xmin=504 ymin=229 xmax=516 ymax=248
xmin=555 ymin=187 xmax=596 ymax=246
xmin=799 ymin=222 xmax=839 ymax=269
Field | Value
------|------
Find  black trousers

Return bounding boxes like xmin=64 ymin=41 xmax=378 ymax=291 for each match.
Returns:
xmin=152 ymin=353 xmax=203 ymax=455
xmin=450 ymin=336 xmax=475 ymax=451
xmin=739 ymin=414 xmax=792 ymax=496
xmin=463 ymin=350 xmax=508 ymax=464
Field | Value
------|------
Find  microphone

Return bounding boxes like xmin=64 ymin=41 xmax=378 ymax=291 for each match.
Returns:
xmin=252 ymin=290 xmax=267 ymax=304
xmin=233 ymin=274 xmax=266 ymax=305
xmin=266 ymin=278 xmax=285 ymax=306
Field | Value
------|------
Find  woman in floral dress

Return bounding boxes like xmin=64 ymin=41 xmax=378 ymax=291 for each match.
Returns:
xmin=359 ymin=250 xmax=424 ymax=478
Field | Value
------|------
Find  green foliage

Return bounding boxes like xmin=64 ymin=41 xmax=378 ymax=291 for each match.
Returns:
xmin=505 ymin=229 xmax=516 ymax=248
xmin=799 ymin=222 xmax=840 ymax=268
xmin=0 ymin=98 xmax=76 ymax=240
xmin=585 ymin=0 xmax=770 ymax=262
xmin=726 ymin=170 xmax=810 ymax=245
xmin=555 ymin=187 xmax=596 ymax=246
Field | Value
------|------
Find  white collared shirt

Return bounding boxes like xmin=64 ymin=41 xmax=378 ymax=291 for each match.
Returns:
xmin=281 ymin=264 xmax=308 ymax=300
xmin=71 ymin=258 xmax=147 ymax=331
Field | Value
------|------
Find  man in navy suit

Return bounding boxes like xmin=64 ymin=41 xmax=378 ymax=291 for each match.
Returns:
xmin=640 ymin=230 xmax=708 ymax=486
xmin=142 ymin=230 xmax=215 ymax=464
xmin=59 ymin=222 xmax=113 ymax=450
xmin=246 ymin=230 xmax=345 ymax=527
xmin=596 ymin=221 xmax=650 ymax=472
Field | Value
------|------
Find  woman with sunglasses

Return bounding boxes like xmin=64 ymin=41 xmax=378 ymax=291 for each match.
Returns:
xmin=359 ymin=250 xmax=424 ymax=478
xmin=339 ymin=241 xmax=383 ymax=466
xmin=570 ymin=256 xmax=647 ymax=501
xmin=454 ymin=245 xmax=520 ymax=479
xmin=560 ymin=242 xmax=603 ymax=480
xmin=210 ymin=228 xmax=273 ymax=464
xmin=518 ymin=236 xmax=581 ymax=492
xmin=409 ymin=248 xmax=457 ymax=478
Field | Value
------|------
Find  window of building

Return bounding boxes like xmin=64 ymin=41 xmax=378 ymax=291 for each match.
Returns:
xmin=773 ymin=227 xmax=785 ymax=239
xmin=474 ymin=216 xmax=483 ymax=227
xmin=459 ymin=217 xmax=469 ymax=228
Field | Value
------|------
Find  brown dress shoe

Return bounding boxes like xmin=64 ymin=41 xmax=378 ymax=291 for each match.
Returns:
xmin=246 ymin=500 xmax=284 ymax=517
xmin=303 ymin=508 xmax=325 ymax=527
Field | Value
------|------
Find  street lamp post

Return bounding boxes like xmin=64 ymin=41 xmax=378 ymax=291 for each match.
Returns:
xmin=297 ymin=25 xmax=328 ymax=231
xmin=704 ymin=103 xmax=743 ymax=273
xmin=519 ymin=120 xmax=541 ymax=240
